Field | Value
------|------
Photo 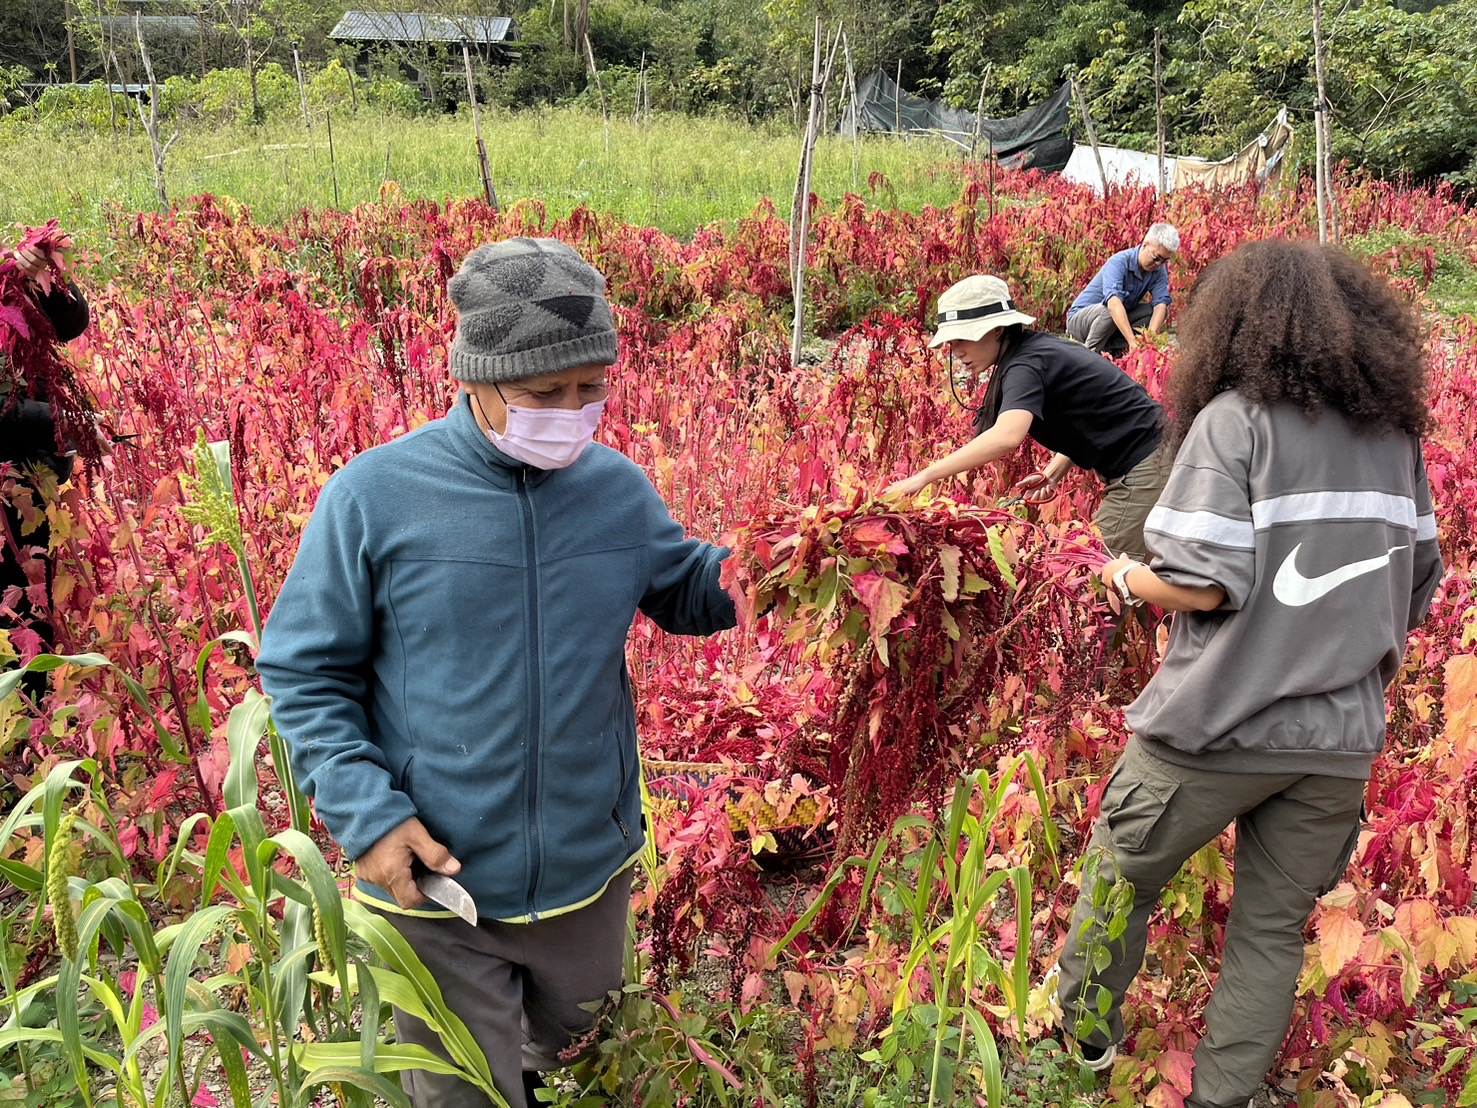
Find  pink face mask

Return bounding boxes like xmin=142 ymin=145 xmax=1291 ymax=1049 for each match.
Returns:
xmin=487 ymin=399 xmax=606 ymax=470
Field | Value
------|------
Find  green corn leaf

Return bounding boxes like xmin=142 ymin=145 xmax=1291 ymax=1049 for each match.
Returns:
xmin=55 ymin=952 xmax=95 ymax=1104
xmin=959 ymin=1006 xmax=1004 ymax=1108
xmin=200 ymin=810 xmax=238 ymax=907
xmin=162 ymin=904 xmax=236 ymax=1082
xmin=298 ymin=1064 xmax=415 ymax=1108
xmin=225 ymin=687 xmax=271 ymax=811
xmin=260 ymin=828 xmax=351 ymax=998
xmin=342 ymin=899 xmax=497 ymax=1093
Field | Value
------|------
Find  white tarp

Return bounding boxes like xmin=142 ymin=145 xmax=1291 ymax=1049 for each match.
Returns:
xmin=1063 ymin=144 xmax=1175 ymax=195
xmin=1061 ymin=108 xmax=1293 ymax=196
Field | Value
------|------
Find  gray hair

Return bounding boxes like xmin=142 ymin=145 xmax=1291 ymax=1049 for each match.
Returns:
xmin=1146 ymin=223 xmax=1180 ymax=253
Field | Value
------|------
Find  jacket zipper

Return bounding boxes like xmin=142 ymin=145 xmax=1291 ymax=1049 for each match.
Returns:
xmin=517 ymin=467 xmax=544 ymax=919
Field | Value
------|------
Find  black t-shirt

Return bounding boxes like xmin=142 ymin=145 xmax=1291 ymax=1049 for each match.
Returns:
xmin=1 ymin=281 xmax=89 ymax=476
xmin=977 ymin=330 xmax=1163 ymax=480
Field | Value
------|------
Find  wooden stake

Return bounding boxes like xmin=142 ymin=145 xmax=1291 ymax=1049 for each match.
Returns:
xmin=1311 ymin=0 xmax=1329 ymax=243
xmin=292 ymin=42 xmax=311 ymax=132
xmin=462 ymin=41 xmax=497 ymax=209
xmin=1155 ymin=28 xmax=1167 ymax=198
xmin=792 ymin=17 xmax=823 ymax=368
xmin=133 ymin=14 xmax=178 ymax=211
xmin=1071 ymin=78 xmax=1110 ymax=196
xmin=583 ymin=33 xmax=609 ymax=156
xmin=894 ymin=59 xmax=902 ymax=136
xmin=1311 ymin=0 xmax=1337 ymax=241
xmin=64 ymin=0 xmax=77 ymax=82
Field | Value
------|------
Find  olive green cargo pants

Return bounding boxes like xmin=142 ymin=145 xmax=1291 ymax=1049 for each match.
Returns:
xmin=1056 ymin=738 xmax=1365 ymax=1108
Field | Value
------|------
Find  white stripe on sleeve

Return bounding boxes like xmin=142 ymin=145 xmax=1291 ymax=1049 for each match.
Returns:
xmin=1417 ymin=513 xmax=1437 ymax=541
xmin=1145 ymin=506 xmax=1257 ymax=549
xmin=1251 ymin=491 xmax=1418 ymax=532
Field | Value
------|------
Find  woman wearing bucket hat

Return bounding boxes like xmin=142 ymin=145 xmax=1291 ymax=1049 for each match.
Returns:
xmin=884 ymin=273 xmax=1173 ymax=563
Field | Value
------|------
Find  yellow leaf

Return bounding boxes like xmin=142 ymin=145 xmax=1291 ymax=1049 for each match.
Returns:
xmin=1447 ymin=915 xmax=1477 ymax=968
xmin=1316 ymin=906 xmax=1364 ymax=978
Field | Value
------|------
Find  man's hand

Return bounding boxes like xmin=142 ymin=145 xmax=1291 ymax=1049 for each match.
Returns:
xmin=354 ymin=817 xmax=462 ymax=910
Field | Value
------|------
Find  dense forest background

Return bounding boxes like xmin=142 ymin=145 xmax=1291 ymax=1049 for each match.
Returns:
xmin=1 ymin=0 xmax=1474 ymax=188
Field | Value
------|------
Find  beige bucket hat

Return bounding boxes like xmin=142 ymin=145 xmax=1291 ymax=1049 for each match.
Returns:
xmin=928 ymin=274 xmax=1037 ymax=348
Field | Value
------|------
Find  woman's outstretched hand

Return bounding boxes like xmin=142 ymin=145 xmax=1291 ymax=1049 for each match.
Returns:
xmin=1013 ymin=471 xmax=1060 ymax=504
xmin=883 ymin=473 xmax=930 ymax=500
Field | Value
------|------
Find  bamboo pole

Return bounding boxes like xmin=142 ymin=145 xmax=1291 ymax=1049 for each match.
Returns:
xmin=292 ymin=42 xmax=311 ymax=133
xmin=326 ymin=109 xmax=341 ymax=209
xmin=842 ymin=31 xmax=858 ymax=188
xmin=792 ymin=18 xmax=824 ymax=368
xmin=1155 ymin=28 xmax=1167 ymax=198
xmin=462 ymin=41 xmax=497 ymax=209
xmin=1071 ymin=78 xmax=1110 ymax=196
xmin=1310 ymin=0 xmax=1329 ymax=242
xmin=818 ymin=23 xmax=844 ymax=135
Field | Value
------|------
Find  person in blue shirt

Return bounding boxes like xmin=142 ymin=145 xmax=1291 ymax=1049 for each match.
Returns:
xmin=1066 ymin=223 xmax=1179 ymax=355
xmin=256 ymin=238 xmax=737 ymax=1108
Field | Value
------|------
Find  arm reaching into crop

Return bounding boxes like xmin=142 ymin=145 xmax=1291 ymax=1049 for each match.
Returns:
xmin=884 ymin=409 xmax=1034 ymax=499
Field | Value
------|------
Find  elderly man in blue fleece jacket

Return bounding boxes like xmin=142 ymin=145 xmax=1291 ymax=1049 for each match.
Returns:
xmin=256 ymin=237 xmax=737 ymax=1108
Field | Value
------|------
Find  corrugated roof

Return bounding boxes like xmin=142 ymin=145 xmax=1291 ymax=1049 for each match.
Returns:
xmin=329 ymin=11 xmax=515 ymax=44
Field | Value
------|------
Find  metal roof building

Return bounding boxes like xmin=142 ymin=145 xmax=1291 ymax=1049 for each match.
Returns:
xmin=329 ymin=12 xmax=517 ymax=45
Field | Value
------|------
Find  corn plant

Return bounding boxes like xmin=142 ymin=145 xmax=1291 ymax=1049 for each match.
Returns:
xmin=769 ymin=754 xmax=1057 ymax=1107
xmin=0 ymin=665 xmax=510 ymax=1108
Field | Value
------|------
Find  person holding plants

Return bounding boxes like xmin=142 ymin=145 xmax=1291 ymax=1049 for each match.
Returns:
xmin=1065 ymin=222 xmax=1179 ymax=355
xmin=1054 ymin=239 xmax=1444 ymax=1107
xmin=1 ymin=227 xmax=91 ymax=671
xmin=256 ymin=237 xmax=737 ymax=1108
xmin=884 ymin=273 xmax=1173 ymax=564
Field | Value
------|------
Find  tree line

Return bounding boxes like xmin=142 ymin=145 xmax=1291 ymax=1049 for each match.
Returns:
xmin=1 ymin=0 xmax=1473 ymax=189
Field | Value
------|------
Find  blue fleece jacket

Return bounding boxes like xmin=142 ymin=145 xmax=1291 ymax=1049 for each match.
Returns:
xmin=255 ymin=395 xmax=735 ymax=921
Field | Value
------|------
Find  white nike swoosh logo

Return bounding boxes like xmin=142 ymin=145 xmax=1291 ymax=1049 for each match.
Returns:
xmin=1272 ymin=543 xmax=1407 ymax=607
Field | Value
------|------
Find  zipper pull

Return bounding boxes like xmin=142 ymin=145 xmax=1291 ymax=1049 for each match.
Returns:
xmin=613 ymin=809 xmax=629 ymax=838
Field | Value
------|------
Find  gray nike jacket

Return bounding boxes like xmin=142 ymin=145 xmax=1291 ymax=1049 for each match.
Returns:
xmin=1127 ymin=391 xmax=1444 ymax=779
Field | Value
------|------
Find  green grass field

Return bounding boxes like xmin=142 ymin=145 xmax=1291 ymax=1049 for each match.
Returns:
xmin=0 ymin=106 xmax=971 ymax=237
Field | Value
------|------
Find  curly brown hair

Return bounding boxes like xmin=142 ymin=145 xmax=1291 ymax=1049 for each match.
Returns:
xmin=1168 ymin=238 xmax=1430 ymax=443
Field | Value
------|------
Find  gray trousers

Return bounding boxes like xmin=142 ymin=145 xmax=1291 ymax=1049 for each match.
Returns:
xmin=378 ymin=867 xmax=634 ymax=1108
xmin=1057 ymin=738 xmax=1365 ymax=1108
xmin=1067 ymin=300 xmax=1156 ymax=354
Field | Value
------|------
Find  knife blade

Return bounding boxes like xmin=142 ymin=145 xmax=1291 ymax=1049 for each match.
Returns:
xmin=417 ymin=872 xmax=479 ymax=926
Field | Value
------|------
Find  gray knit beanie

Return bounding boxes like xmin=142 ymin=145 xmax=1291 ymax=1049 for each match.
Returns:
xmin=448 ymin=237 xmax=619 ymax=383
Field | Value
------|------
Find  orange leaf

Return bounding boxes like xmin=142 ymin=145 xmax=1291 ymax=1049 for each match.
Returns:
xmin=1156 ymin=1049 xmax=1195 ymax=1094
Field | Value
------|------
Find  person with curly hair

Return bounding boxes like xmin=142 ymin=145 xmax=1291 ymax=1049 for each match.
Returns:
xmin=1053 ymin=239 xmax=1444 ymax=1107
